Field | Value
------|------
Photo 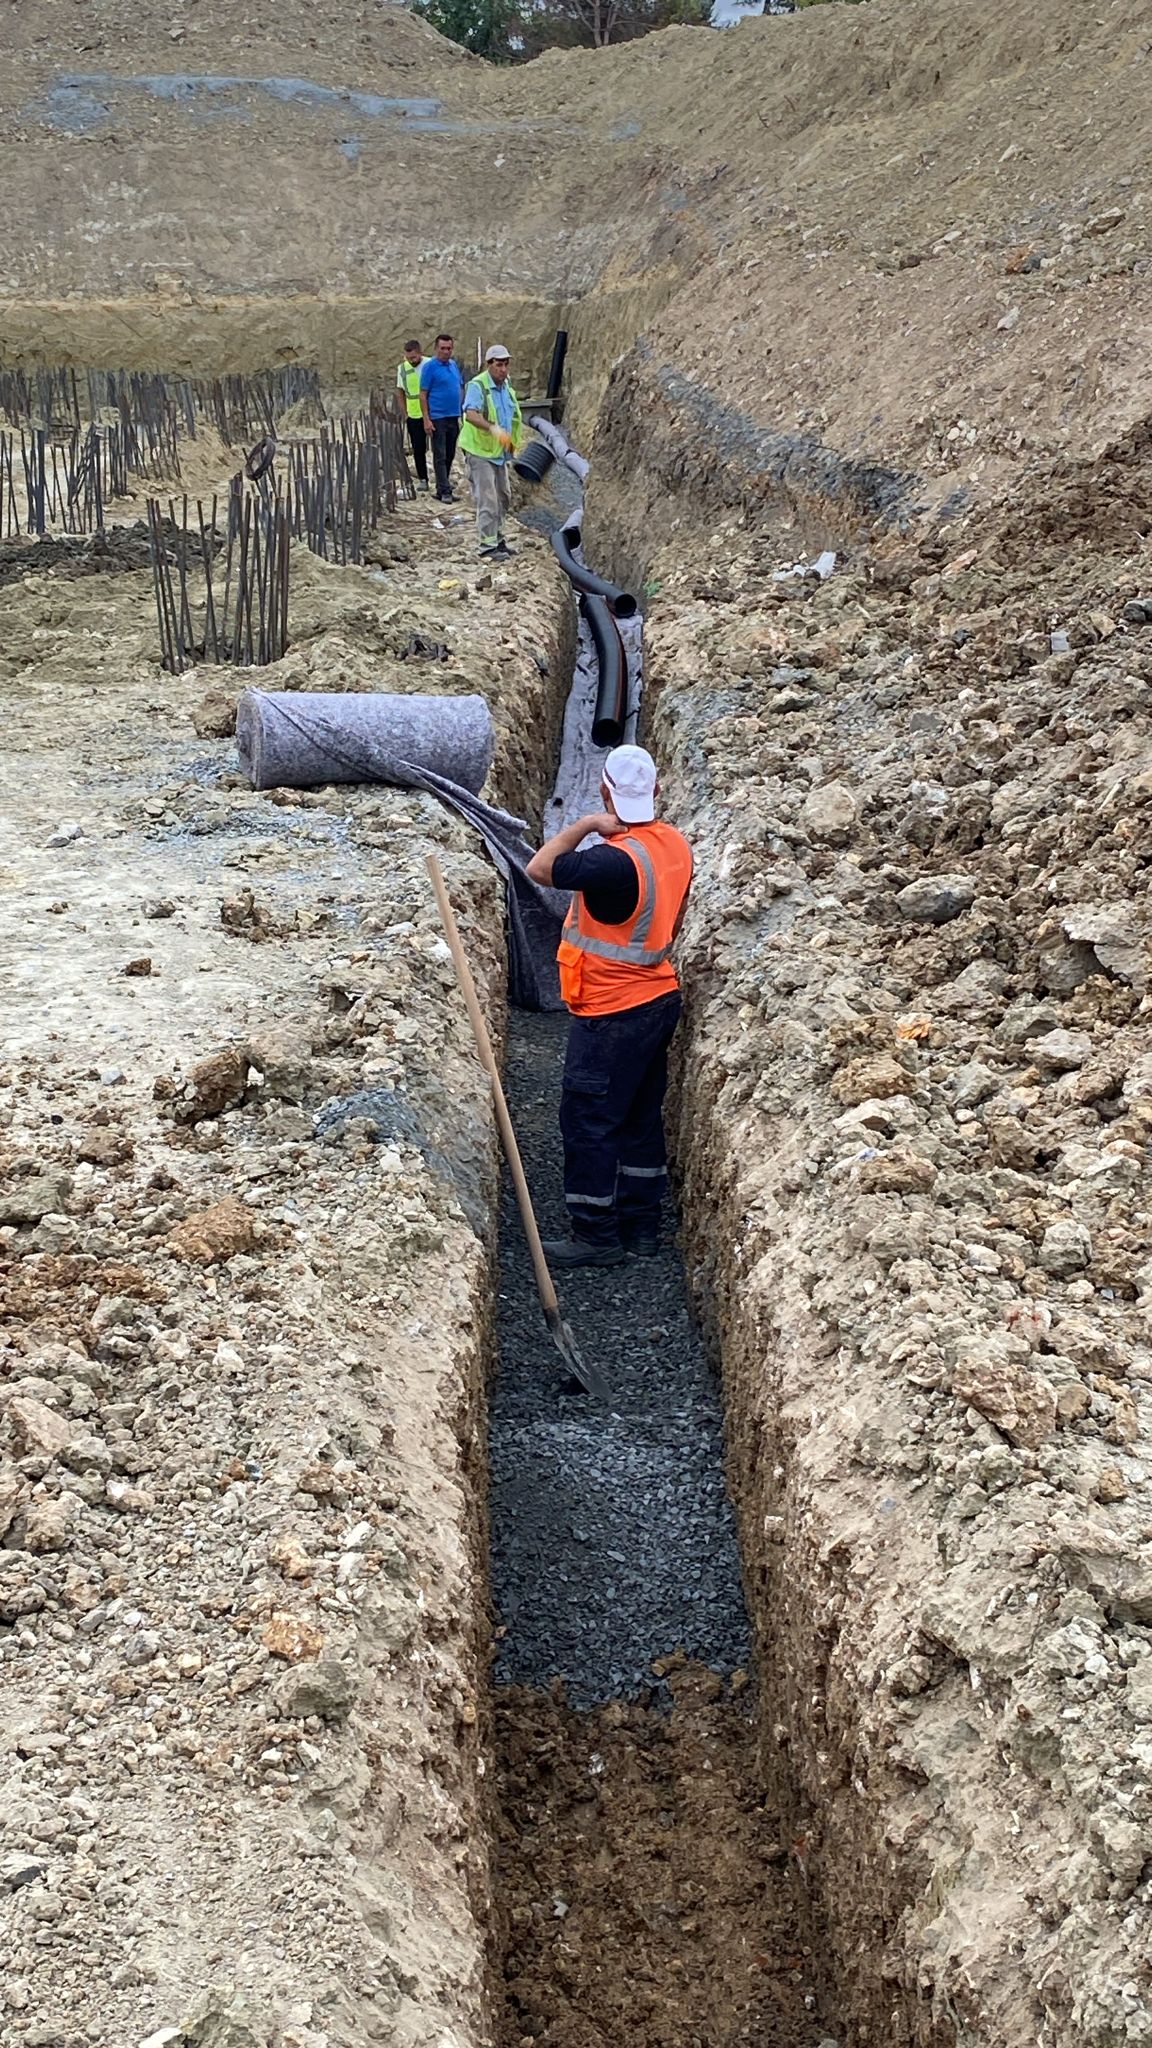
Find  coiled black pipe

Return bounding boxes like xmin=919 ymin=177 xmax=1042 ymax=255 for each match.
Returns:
xmin=550 ymin=525 xmax=638 ymax=619
xmin=583 ymin=595 xmax=628 ymax=749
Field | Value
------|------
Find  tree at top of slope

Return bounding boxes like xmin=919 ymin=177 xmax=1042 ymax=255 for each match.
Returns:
xmin=415 ymin=0 xmax=710 ymax=59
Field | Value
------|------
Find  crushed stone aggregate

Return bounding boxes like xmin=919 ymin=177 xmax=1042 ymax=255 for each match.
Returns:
xmin=490 ymin=1009 xmax=750 ymax=1705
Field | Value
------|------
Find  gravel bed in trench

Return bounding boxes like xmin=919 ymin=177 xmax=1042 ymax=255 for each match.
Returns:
xmin=489 ymin=1008 xmax=750 ymax=1705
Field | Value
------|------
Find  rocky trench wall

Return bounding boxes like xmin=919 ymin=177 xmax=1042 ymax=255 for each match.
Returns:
xmin=582 ymin=340 xmax=921 ymax=604
xmin=0 ymin=510 xmax=571 ymax=2048
xmin=640 ymin=516 xmax=1152 ymax=2048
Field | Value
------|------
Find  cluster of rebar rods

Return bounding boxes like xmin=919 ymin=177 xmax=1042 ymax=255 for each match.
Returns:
xmin=0 ymin=369 xmax=326 ymax=533
xmin=201 ymin=369 xmax=324 ymax=445
xmin=146 ymin=408 xmax=413 ymax=674
xmin=146 ymin=486 xmax=290 ymax=676
xmin=280 ymin=411 xmax=408 ymax=564
xmin=0 ymin=421 xmax=147 ymax=538
xmin=0 ymin=365 xmax=322 ymax=444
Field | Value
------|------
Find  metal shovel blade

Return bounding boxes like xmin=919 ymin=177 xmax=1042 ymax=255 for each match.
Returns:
xmin=545 ymin=1303 xmax=612 ymax=1405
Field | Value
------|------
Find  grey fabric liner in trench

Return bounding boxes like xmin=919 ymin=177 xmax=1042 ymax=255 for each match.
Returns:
xmin=235 ymin=686 xmax=568 ymax=1010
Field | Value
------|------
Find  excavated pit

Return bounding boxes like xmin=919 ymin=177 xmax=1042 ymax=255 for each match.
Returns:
xmin=0 ymin=365 xmax=942 ymax=2048
xmin=487 ymin=1012 xmax=823 ymax=2048
xmin=479 ymin=491 xmax=836 ymax=2045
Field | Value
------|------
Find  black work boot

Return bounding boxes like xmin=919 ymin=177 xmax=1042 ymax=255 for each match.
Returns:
xmin=622 ymin=1230 xmax=659 ymax=1260
xmin=541 ymin=1236 xmax=627 ymax=1270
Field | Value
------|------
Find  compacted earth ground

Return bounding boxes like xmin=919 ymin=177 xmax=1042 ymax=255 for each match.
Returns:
xmin=3 ymin=1 xmax=1152 ymax=2046
xmin=493 ymin=1669 xmax=820 ymax=2048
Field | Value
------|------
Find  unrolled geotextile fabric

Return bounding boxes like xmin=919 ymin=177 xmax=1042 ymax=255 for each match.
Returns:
xmin=235 ymin=687 xmax=567 ymax=1011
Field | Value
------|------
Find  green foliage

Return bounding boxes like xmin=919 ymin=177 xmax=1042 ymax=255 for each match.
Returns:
xmin=417 ymin=0 xmax=711 ymax=59
xmin=663 ymin=0 xmax=712 ymax=20
xmin=413 ymin=0 xmax=523 ymax=61
xmin=519 ymin=0 xmax=704 ymax=49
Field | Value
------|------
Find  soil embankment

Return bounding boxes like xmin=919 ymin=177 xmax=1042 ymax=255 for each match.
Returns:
xmin=641 ymin=499 xmax=1152 ymax=2046
xmin=0 ymin=500 xmax=566 ymax=2048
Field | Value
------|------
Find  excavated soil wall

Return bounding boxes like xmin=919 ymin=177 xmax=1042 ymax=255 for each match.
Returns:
xmin=637 ymin=496 xmax=1152 ymax=2048
xmin=0 ymin=298 xmax=563 ymax=393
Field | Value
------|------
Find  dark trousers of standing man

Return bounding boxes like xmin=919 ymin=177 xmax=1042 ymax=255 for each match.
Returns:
xmin=431 ymin=417 xmax=459 ymax=499
xmin=405 ymin=416 xmax=428 ymax=486
xmin=560 ymin=990 xmax=682 ymax=1249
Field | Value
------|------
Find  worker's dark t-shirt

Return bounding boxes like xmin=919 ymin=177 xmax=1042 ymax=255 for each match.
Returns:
xmin=552 ymin=845 xmax=638 ymax=927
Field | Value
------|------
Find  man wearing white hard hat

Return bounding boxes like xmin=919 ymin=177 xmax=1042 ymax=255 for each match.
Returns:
xmin=459 ymin=344 xmax=523 ymax=558
xmin=526 ymin=745 xmax=693 ymax=1266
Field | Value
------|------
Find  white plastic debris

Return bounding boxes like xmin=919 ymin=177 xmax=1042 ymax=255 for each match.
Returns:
xmin=773 ymin=549 xmax=837 ymax=582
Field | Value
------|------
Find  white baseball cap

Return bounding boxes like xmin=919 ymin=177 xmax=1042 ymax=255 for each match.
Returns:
xmin=604 ymin=744 xmax=657 ymax=823
xmin=485 ymin=343 xmax=510 ymax=362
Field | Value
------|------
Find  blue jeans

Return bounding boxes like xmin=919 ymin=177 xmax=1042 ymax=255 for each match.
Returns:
xmin=560 ymin=990 xmax=682 ymax=1246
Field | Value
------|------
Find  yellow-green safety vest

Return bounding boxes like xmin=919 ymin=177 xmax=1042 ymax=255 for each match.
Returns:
xmin=397 ymin=359 xmax=423 ymax=420
xmin=458 ymin=370 xmax=523 ymax=462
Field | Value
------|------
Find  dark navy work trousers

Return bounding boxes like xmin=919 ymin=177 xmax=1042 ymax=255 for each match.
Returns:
xmin=560 ymin=990 xmax=682 ymax=1246
xmin=431 ymin=417 xmax=459 ymax=497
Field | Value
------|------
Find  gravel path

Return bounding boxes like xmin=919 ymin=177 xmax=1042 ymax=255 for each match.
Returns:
xmin=489 ymin=1009 xmax=751 ymax=1705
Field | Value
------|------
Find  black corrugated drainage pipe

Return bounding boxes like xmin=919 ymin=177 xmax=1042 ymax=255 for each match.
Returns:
xmin=583 ymin=595 xmax=628 ymax=748
xmin=551 ymin=526 xmax=638 ymax=620
xmin=513 ymin=440 xmax=556 ymax=484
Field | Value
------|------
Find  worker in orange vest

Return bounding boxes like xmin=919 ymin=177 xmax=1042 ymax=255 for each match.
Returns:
xmin=526 ymin=745 xmax=693 ymax=1267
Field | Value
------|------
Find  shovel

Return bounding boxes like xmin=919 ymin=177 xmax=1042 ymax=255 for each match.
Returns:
xmin=426 ymin=853 xmax=610 ymax=1404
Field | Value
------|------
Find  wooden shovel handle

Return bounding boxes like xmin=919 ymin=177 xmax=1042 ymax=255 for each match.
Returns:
xmin=426 ymin=853 xmax=560 ymax=1319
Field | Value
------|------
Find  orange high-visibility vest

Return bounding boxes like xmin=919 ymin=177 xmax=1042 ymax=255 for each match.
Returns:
xmin=556 ymin=820 xmax=694 ymax=1017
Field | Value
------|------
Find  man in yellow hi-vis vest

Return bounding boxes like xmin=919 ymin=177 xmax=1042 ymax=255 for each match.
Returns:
xmin=395 ymin=339 xmax=429 ymax=492
xmin=459 ymin=344 xmax=522 ymax=558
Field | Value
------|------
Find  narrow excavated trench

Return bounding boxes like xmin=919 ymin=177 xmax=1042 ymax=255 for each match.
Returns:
xmin=482 ymin=509 xmax=827 ymax=2046
xmin=17 ymin=309 xmax=1152 ymax=2048
xmin=488 ymin=1015 xmax=824 ymax=2048
xmin=9 ymin=6 xmax=1152 ymax=2034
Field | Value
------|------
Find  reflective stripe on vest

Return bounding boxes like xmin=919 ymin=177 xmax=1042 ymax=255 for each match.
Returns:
xmin=560 ymin=837 xmax=673 ymax=965
xmin=556 ymin=819 xmax=692 ymax=1016
xmin=398 ymin=361 xmax=423 ymax=419
xmin=458 ymin=370 xmax=523 ymax=460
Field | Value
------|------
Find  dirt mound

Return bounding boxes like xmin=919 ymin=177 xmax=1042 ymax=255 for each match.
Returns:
xmin=5 ymin=0 xmax=467 ymax=75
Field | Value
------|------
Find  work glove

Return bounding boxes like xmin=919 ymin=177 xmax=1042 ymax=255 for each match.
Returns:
xmin=495 ymin=429 xmax=514 ymax=451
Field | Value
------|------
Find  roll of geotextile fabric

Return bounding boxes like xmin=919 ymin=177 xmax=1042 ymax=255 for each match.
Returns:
xmin=236 ymin=689 xmax=494 ymax=794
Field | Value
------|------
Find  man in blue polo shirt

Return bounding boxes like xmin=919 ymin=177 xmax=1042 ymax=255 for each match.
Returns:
xmin=419 ymin=332 xmax=465 ymax=502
